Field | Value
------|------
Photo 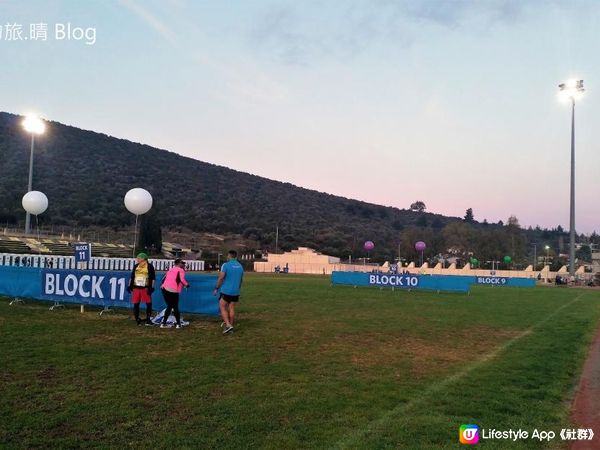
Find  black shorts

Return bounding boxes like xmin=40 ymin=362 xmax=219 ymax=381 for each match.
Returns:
xmin=220 ymin=293 xmax=239 ymax=303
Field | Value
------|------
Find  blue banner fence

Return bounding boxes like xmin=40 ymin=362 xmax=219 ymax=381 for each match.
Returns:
xmin=331 ymin=271 xmax=536 ymax=293
xmin=0 ymin=266 xmax=219 ymax=315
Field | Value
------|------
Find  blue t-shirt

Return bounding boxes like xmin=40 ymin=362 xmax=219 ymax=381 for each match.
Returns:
xmin=220 ymin=259 xmax=244 ymax=296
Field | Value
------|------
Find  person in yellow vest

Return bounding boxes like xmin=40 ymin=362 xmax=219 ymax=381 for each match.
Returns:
xmin=127 ymin=252 xmax=156 ymax=326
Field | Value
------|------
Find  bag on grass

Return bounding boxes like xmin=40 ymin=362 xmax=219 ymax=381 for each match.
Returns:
xmin=151 ymin=308 xmax=190 ymax=326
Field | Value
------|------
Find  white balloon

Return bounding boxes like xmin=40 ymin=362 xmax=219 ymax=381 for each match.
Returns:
xmin=124 ymin=188 xmax=153 ymax=215
xmin=22 ymin=191 xmax=48 ymax=215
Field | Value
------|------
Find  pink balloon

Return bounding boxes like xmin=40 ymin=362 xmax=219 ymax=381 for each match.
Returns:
xmin=364 ymin=241 xmax=375 ymax=251
xmin=415 ymin=241 xmax=426 ymax=252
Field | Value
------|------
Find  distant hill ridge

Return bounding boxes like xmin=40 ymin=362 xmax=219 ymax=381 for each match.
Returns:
xmin=0 ymin=111 xmax=460 ymax=259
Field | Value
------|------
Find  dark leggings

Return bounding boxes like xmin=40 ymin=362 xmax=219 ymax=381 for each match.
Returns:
xmin=161 ymin=289 xmax=181 ymax=325
xmin=133 ymin=302 xmax=152 ymax=320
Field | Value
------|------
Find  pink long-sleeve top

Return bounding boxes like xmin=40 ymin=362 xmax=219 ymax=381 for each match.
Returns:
xmin=161 ymin=266 xmax=189 ymax=293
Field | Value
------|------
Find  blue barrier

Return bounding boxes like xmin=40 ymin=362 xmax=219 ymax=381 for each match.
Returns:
xmin=331 ymin=271 xmax=536 ymax=292
xmin=468 ymin=275 xmax=536 ymax=287
xmin=0 ymin=266 xmax=219 ymax=315
xmin=331 ymin=272 xmax=472 ymax=293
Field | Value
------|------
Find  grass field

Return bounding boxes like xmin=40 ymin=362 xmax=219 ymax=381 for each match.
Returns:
xmin=2 ymin=274 xmax=600 ymax=449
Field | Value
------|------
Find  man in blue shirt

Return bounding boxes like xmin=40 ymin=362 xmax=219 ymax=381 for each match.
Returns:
xmin=213 ymin=250 xmax=244 ymax=334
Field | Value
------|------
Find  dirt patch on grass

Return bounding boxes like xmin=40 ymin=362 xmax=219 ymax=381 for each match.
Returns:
xmin=80 ymin=311 xmax=131 ymax=321
xmin=319 ymin=326 xmax=523 ymax=378
xmin=36 ymin=366 xmax=59 ymax=381
xmin=144 ymin=341 xmax=192 ymax=357
xmin=0 ymin=371 xmax=18 ymax=383
xmin=84 ymin=334 xmax=121 ymax=345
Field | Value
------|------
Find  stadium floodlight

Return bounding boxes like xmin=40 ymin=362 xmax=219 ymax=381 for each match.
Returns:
xmin=558 ymin=79 xmax=584 ymax=277
xmin=22 ymin=114 xmax=46 ymax=135
xmin=558 ymin=79 xmax=584 ymax=102
xmin=21 ymin=114 xmax=46 ymax=234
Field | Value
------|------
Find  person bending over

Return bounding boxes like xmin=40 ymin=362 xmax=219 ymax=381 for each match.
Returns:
xmin=160 ymin=258 xmax=189 ymax=329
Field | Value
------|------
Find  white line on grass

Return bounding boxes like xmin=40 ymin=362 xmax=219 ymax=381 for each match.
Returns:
xmin=335 ymin=292 xmax=587 ymax=449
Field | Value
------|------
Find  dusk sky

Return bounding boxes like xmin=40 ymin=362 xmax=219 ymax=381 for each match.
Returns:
xmin=1 ymin=0 xmax=599 ymax=232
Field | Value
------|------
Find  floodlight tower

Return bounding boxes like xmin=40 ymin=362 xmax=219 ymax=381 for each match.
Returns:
xmin=558 ymin=79 xmax=584 ymax=277
xmin=22 ymin=114 xmax=46 ymax=234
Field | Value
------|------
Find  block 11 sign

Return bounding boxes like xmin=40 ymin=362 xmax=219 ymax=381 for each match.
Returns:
xmin=74 ymin=243 xmax=91 ymax=263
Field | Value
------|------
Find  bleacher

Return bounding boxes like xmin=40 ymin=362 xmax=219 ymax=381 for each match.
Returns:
xmin=42 ymin=240 xmax=72 ymax=255
xmin=0 ymin=235 xmax=191 ymax=260
xmin=162 ymin=242 xmax=194 ymax=259
xmin=0 ymin=235 xmax=205 ymax=271
xmin=92 ymin=243 xmax=133 ymax=258
xmin=0 ymin=238 xmax=32 ymax=254
xmin=24 ymin=238 xmax=51 ymax=254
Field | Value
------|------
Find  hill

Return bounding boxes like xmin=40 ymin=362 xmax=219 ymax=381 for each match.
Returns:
xmin=0 ymin=112 xmax=458 ymax=260
xmin=1 ymin=112 xmax=595 ymax=265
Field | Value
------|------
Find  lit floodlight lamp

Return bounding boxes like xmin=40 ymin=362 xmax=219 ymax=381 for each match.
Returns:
xmin=22 ymin=114 xmax=46 ymax=135
xmin=558 ymin=79 xmax=584 ymax=102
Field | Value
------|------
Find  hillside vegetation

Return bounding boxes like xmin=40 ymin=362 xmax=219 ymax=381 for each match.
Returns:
xmin=0 ymin=112 xmax=595 ymax=265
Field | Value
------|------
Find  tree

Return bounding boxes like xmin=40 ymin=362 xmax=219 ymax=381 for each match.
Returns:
xmin=431 ymin=217 xmax=444 ymax=230
xmin=410 ymin=201 xmax=426 ymax=212
xmin=464 ymin=208 xmax=474 ymax=223
xmin=442 ymin=222 xmax=477 ymax=257
xmin=576 ymin=244 xmax=592 ymax=262
xmin=137 ymin=209 xmax=162 ymax=254
xmin=551 ymin=257 xmax=566 ymax=272
xmin=416 ymin=216 xmax=428 ymax=228
xmin=399 ymin=226 xmax=435 ymax=263
xmin=507 ymin=215 xmax=520 ymax=228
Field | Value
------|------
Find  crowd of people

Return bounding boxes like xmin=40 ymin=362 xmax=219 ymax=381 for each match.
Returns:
xmin=127 ymin=250 xmax=244 ymax=334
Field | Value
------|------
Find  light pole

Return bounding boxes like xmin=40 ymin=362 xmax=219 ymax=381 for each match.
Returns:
xmin=22 ymin=114 xmax=46 ymax=234
xmin=217 ymin=252 xmax=223 ymax=268
xmin=532 ymin=243 xmax=537 ymax=271
xmin=558 ymin=79 xmax=584 ymax=276
xmin=544 ymin=245 xmax=550 ymax=282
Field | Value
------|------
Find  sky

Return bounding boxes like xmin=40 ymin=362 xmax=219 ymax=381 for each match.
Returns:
xmin=1 ymin=0 xmax=599 ymax=232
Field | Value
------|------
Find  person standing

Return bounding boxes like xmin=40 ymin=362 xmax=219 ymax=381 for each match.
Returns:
xmin=128 ymin=252 xmax=156 ymax=326
xmin=213 ymin=250 xmax=244 ymax=334
xmin=160 ymin=258 xmax=189 ymax=329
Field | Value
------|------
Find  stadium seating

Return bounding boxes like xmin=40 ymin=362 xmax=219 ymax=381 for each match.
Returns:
xmin=0 ymin=238 xmax=32 ymax=254
xmin=0 ymin=235 xmax=194 ymax=259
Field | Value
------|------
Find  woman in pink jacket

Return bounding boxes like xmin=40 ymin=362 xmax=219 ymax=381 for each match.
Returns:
xmin=160 ymin=259 xmax=190 ymax=329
